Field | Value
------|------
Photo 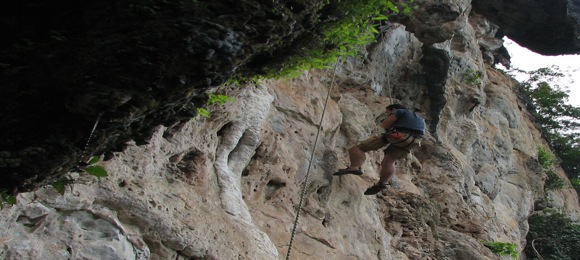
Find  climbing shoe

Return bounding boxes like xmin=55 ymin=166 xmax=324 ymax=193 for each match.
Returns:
xmin=333 ymin=168 xmax=363 ymax=176
xmin=364 ymin=183 xmax=387 ymax=195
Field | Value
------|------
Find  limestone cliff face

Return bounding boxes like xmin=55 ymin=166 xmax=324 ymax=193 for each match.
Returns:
xmin=1 ymin=2 xmax=580 ymax=260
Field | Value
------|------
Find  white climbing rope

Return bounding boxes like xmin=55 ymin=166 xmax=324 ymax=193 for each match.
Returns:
xmin=77 ymin=114 xmax=101 ymax=167
xmin=285 ymin=57 xmax=341 ymax=260
xmin=387 ymin=70 xmax=393 ymax=104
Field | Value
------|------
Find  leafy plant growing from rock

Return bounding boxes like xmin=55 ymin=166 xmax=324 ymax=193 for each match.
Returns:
xmin=544 ymin=170 xmax=566 ymax=191
xmin=192 ymin=0 xmax=414 ymax=117
xmin=0 ymin=192 xmax=17 ymax=209
xmin=537 ymin=145 xmax=555 ymax=168
xmin=462 ymin=69 xmax=482 ymax=86
xmin=52 ymin=156 xmax=108 ymax=195
xmin=196 ymin=93 xmax=235 ymax=118
xmin=261 ymin=0 xmax=415 ymax=79
xmin=537 ymin=145 xmax=565 ymax=191
xmin=83 ymin=156 xmax=108 ymax=178
xmin=482 ymin=240 xmax=518 ymax=259
xmin=51 ymin=177 xmax=72 ymax=195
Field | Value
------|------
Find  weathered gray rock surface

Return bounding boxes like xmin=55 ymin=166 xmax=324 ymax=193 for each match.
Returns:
xmin=2 ymin=0 xmax=580 ymax=259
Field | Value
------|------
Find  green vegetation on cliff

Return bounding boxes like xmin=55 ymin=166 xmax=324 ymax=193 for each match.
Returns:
xmin=261 ymin=0 xmax=415 ymax=78
xmin=525 ymin=209 xmax=580 ymax=260
xmin=519 ymin=66 xmax=580 ymax=180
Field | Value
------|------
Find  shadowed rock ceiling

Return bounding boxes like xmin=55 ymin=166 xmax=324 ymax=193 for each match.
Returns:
xmin=1 ymin=0 xmax=579 ymax=192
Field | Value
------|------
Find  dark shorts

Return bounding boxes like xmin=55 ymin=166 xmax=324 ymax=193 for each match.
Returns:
xmin=358 ymin=133 xmax=421 ymax=159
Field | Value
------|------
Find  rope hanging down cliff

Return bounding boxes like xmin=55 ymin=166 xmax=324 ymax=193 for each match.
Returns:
xmin=76 ymin=114 xmax=102 ymax=170
xmin=285 ymin=58 xmax=341 ymax=260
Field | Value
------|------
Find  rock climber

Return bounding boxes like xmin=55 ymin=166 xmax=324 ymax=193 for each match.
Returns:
xmin=333 ymin=104 xmax=425 ymax=195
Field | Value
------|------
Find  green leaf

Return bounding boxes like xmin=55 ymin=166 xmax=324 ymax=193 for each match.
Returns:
xmin=208 ymin=94 xmax=235 ymax=105
xmin=385 ymin=2 xmax=399 ymax=12
xmin=483 ymin=240 xmax=519 ymax=259
xmin=52 ymin=181 xmax=67 ymax=195
xmin=88 ymin=156 xmax=100 ymax=165
xmin=1 ymin=192 xmax=17 ymax=205
xmin=51 ymin=177 xmax=72 ymax=195
xmin=196 ymin=107 xmax=210 ymax=117
xmin=85 ymin=165 xmax=108 ymax=178
xmin=372 ymin=15 xmax=388 ymax=21
xmin=5 ymin=195 xmax=16 ymax=205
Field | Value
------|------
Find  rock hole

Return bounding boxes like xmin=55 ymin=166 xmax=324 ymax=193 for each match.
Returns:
xmin=217 ymin=122 xmax=233 ymax=137
xmin=267 ymin=179 xmax=286 ymax=188
xmin=264 ymin=179 xmax=286 ymax=200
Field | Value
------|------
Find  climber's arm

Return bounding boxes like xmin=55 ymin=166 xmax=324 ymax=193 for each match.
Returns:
xmin=380 ymin=113 xmax=398 ymax=129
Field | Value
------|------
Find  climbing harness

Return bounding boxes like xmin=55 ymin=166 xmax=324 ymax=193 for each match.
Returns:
xmin=285 ymin=58 xmax=341 ymax=260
